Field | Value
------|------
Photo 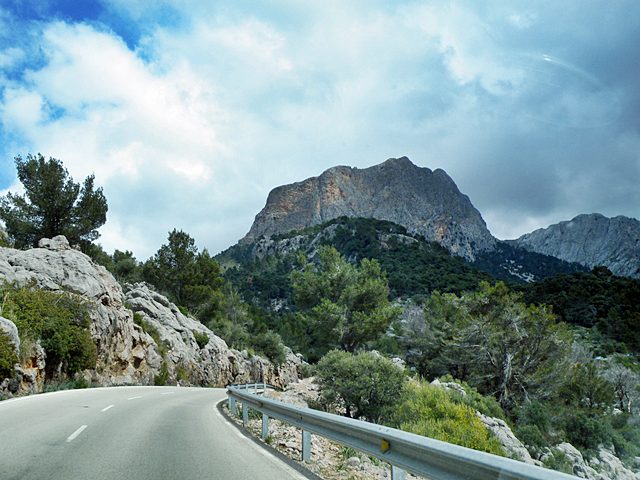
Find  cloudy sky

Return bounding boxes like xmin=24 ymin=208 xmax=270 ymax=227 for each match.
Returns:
xmin=0 ymin=1 xmax=638 ymax=259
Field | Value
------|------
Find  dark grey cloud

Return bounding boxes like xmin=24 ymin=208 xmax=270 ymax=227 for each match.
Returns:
xmin=1 ymin=1 xmax=638 ymax=256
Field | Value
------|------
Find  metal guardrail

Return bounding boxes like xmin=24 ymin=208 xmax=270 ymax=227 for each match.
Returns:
xmin=227 ymin=384 xmax=579 ymax=480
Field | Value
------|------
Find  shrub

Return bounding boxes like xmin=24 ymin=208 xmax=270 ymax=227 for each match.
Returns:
xmin=43 ymin=377 xmax=90 ymax=392
xmin=193 ymin=331 xmax=209 ymax=349
xmin=2 ymin=284 xmax=97 ymax=378
xmin=297 ymin=362 xmax=315 ymax=379
xmin=562 ymin=411 xmax=613 ymax=451
xmin=316 ymin=350 xmax=405 ymax=423
xmin=0 ymin=330 xmax=17 ymax=379
xmin=438 ymin=375 xmax=506 ymax=420
xmin=132 ymin=311 xmax=143 ymax=326
xmin=154 ymin=361 xmax=169 ymax=386
xmin=542 ymin=449 xmax=574 ymax=474
xmin=392 ymin=381 xmax=505 ymax=456
xmin=253 ymin=331 xmax=286 ymax=365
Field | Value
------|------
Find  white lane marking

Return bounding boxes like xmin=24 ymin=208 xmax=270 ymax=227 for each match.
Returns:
xmin=101 ymin=404 xmax=114 ymax=412
xmin=127 ymin=396 xmax=142 ymax=400
xmin=66 ymin=425 xmax=88 ymax=443
xmin=160 ymin=392 xmax=174 ymax=395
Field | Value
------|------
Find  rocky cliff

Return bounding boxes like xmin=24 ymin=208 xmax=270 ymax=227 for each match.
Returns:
xmin=514 ymin=214 xmax=640 ymax=278
xmin=0 ymin=236 xmax=299 ymax=397
xmin=242 ymin=157 xmax=496 ymax=261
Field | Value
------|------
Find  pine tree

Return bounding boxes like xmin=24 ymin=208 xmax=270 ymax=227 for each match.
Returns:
xmin=0 ymin=154 xmax=108 ymax=249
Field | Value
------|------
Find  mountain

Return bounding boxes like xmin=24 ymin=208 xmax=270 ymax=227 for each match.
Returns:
xmin=242 ymin=157 xmax=496 ymax=261
xmin=222 ymin=217 xmax=492 ymax=306
xmin=513 ymin=213 xmax=640 ymax=278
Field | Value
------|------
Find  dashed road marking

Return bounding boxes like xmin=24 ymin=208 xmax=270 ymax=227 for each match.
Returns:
xmin=101 ymin=404 xmax=114 ymax=412
xmin=66 ymin=425 xmax=88 ymax=443
xmin=160 ymin=392 xmax=174 ymax=395
xmin=127 ymin=396 xmax=142 ymax=400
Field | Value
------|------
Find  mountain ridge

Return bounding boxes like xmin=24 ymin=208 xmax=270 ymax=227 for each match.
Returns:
xmin=242 ymin=157 xmax=496 ymax=261
xmin=513 ymin=213 xmax=640 ymax=278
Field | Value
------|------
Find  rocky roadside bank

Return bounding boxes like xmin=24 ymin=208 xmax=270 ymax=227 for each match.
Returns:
xmin=0 ymin=236 xmax=299 ymax=398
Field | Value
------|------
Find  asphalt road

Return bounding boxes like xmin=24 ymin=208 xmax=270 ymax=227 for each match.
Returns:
xmin=0 ymin=386 xmax=308 ymax=480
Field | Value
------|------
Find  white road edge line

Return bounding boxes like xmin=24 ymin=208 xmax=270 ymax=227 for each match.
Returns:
xmin=127 ymin=396 xmax=142 ymax=400
xmin=101 ymin=404 xmax=114 ymax=412
xmin=66 ymin=425 xmax=88 ymax=443
xmin=216 ymin=402 xmax=307 ymax=480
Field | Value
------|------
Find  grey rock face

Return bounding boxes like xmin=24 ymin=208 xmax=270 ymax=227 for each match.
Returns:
xmin=0 ymin=237 xmax=298 ymax=396
xmin=124 ymin=283 xmax=300 ymax=388
xmin=514 ymin=214 xmax=640 ymax=278
xmin=475 ymin=412 xmax=537 ymax=465
xmin=0 ymin=317 xmax=20 ymax=355
xmin=545 ymin=443 xmax=640 ymax=480
xmin=243 ymin=157 xmax=496 ymax=261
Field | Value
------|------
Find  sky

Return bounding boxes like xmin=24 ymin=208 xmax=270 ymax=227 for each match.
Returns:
xmin=0 ymin=1 xmax=638 ymax=260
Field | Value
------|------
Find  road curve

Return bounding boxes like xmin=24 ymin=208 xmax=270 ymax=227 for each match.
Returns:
xmin=0 ymin=386 xmax=307 ymax=480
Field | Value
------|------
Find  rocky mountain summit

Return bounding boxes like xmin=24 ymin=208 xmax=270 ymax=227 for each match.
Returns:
xmin=242 ymin=157 xmax=496 ymax=261
xmin=0 ymin=236 xmax=299 ymax=397
xmin=514 ymin=214 xmax=640 ymax=278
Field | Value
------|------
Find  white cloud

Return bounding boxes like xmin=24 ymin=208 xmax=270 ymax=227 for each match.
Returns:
xmin=0 ymin=1 xmax=638 ymax=259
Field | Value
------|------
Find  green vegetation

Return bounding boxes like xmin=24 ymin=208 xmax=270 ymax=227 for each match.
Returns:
xmin=522 ymin=267 xmax=640 ymax=356
xmin=193 ymin=331 xmax=209 ymax=349
xmin=142 ymin=229 xmax=224 ymax=315
xmin=221 ymin=217 xmax=490 ymax=307
xmin=154 ymin=361 xmax=169 ymax=386
xmin=1 ymin=283 xmax=97 ymax=378
xmin=315 ymin=350 xmax=405 ymax=422
xmin=392 ymin=381 xmax=505 ymax=455
xmin=0 ymin=330 xmax=17 ymax=379
xmin=0 ymin=154 xmax=107 ymax=250
xmin=474 ymin=242 xmax=586 ymax=284
xmin=407 ymin=282 xmax=572 ymax=410
xmin=292 ymin=246 xmax=400 ymax=359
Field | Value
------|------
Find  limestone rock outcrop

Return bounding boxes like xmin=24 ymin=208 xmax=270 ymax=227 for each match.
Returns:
xmin=0 ymin=236 xmax=299 ymax=397
xmin=543 ymin=443 xmax=640 ymax=480
xmin=514 ymin=214 xmax=640 ymax=278
xmin=243 ymin=157 xmax=496 ymax=261
xmin=475 ymin=412 xmax=537 ymax=465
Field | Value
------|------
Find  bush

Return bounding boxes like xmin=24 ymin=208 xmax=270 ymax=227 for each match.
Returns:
xmin=515 ymin=424 xmax=548 ymax=450
xmin=2 ymin=284 xmax=97 ymax=378
xmin=154 ymin=361 xmax=169 ymax=386
xmin=193 ymin=331 xmax=209 ymax=349
xmin=542 ymin=449 xmax=574 ymax=474
xmin=315 ymin=350 xmax=406 ymax=423
xmin=438 ymin=375 xmax=506 ymax=420
xmin=392 ymin=381 xmax=505 ymax=456
xmin=253 ymin=331 xmax=286 ymax=365
xmin=297 ymin=362 xmax=315 ymax=379
xmin=132 ymin=311 xmax=144 ymax=326
xmin=43 ymin=377 xmax=90 ymax=392
xmin=562 ymin=411 xmax=613 ymax=451
xmin=0 ymin=330 xmax=17 ymax=379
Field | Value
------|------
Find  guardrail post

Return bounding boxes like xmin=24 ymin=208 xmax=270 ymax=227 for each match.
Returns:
xmin=254 ymin=383 xmax=258 ymax=395
xmin=302 ymin=430 xmax=311 ymax=462
xmin=242 ymin=402 xmax=249 ymax=427
xmin=229 ymin=397 xmax=237 ymax=416
xmin=391 ymin=465 xmax=406 ymax=480
xmin=262 ymin=414 xmax=269 ymax=440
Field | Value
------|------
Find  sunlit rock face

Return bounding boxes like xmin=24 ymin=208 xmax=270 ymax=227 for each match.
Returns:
xmin=243 ymin=157 xmax=496 ymax=261
xmin=0 ymin=237 xmax=298 ymax=397
xmin=514 ymin=213 xmax=640 ymax=278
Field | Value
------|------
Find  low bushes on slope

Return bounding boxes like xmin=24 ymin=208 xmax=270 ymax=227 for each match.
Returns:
xmin=391 ymin=381 xmax=505 ymax=456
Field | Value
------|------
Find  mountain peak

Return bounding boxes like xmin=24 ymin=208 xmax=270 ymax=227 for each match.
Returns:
xmin=241 ymin=157 xmax=496 ymax=260
xmin=515 ymin=213 xmax=640 ymax=278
